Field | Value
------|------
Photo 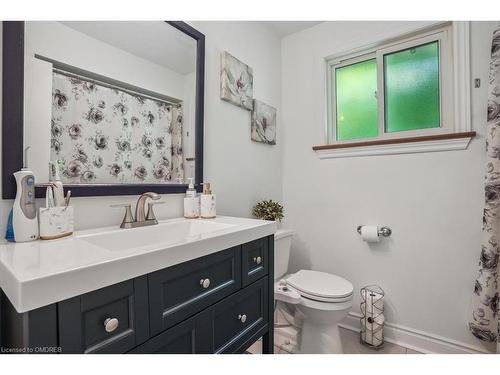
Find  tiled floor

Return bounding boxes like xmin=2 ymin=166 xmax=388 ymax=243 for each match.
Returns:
xmin=247 ymin=305 xmax=423 ymax=354
xmin=247 ymin=327 xmax=422 ymax=354
xmin=338 ymin=327 xmax=413 ymax=354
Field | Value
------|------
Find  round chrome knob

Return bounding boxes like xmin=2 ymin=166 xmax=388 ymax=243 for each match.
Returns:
xmin=253 ymin=256 xmax=262 ymax=264
xmin=238 ymin=314 xmax=247 ymax=323
xmin=104 ymin=318 xmax=119 ymax=333
xmin=200 ymin=278 xmax=211 ymax=289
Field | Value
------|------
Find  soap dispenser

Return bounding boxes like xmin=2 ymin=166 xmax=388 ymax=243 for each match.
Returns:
xmin=200 ymin=182 xmax=216 ymax=219
xmin=183 ymin=178 xmax=200 ymax=218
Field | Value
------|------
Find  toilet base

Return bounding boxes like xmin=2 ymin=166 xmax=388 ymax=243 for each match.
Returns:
xmin=298 ymin=320 xmax=343 ymax=354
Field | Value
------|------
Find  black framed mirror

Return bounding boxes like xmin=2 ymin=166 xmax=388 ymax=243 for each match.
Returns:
xmin=2 ymin=21 xmax=204 ymax=198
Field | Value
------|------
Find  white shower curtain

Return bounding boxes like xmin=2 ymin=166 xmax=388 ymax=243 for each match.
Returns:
xmin=469 ymin=26 xmax=500 ymax=354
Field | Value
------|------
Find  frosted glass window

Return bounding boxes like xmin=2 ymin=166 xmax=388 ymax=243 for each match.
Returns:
xmin=335 ymin=59 xmax=378 ymax=141
xmin=384 ymin=41 xmax=440 ymax=132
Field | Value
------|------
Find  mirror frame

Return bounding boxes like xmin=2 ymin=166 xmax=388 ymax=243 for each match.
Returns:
xmin=2 ymin=21 xmax=205 ymax=198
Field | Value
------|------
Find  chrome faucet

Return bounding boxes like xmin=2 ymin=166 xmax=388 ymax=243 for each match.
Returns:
xmin=111 ymin=192 xmax=164 ymax=229
xmin=135 ymin=192 xmax=160 ymax=223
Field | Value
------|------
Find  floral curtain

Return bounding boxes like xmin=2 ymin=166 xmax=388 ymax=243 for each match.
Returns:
xmin=469 ymin=26 xmax=500 ymax=353
xmin=51 ymin=71 xmax=184 ymax=184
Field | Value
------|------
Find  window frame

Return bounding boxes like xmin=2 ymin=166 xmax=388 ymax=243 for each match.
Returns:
xmin=326 ymin=24 xmax=453 ymax=144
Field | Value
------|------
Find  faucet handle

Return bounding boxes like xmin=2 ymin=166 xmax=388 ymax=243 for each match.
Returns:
xmin=110 ymin=203 xmax=134 ymax=228
xmin=146 ymin=201 xmax=165 ymax=222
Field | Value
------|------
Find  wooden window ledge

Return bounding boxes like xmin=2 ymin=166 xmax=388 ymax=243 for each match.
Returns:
xmin=312 ymin=131 xmax=476 ymax=159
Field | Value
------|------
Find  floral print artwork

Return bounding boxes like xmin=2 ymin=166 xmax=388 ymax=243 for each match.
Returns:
xmin=251 ymin=100 xmax=276 ymax=145
xmin=50 ymin=72 xmax=184 ymax=184
xmin=220 ymin=51 xmax=254 ymax=111
xmin=469 ymin=26 xmax=500 ymax=353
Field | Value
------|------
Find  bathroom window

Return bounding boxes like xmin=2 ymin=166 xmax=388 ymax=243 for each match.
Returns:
xmin=325 ymin=24 xmax=463 ymax=148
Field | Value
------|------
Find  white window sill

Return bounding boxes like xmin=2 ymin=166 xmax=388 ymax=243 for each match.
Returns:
xmin=313 ymin=132 xmax=476 ymax=159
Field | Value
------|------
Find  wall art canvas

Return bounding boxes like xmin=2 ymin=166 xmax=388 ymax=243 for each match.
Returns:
xmin=220 ymin=51 xmax=254 ymax=110
xmin=251 ymin=100 xmax=276 ymax=145
xmin=51 ymin=71 xmax=184 ymax=184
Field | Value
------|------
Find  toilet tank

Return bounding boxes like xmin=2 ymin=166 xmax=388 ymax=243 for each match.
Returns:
xmin=274 ymin=229 xmax=294 ymax=280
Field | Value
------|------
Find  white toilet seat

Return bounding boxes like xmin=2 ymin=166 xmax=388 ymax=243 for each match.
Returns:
xmin=286 ymin=269 xmax=354 ymax=303
xmin=275 ymin=269 xmax=354 ymax=310
xmin=295 ymin=288 xmax=353 ymax=303
xmin=298 ymin=293 xmax=353 ymax=311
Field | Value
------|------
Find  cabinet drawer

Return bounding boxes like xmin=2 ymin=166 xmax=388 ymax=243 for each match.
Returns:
xmin=148 ymin=247 xmax=241 ymax=335
xmin=212 ymin=277 xmax=268 ymax=353
xmin=242 ymin=238 xmax=269 ymax=286
xmin=129 ymin=310 xmax=212 ymax=354
xmin=58 ymin=277 xmax=149 ymax=353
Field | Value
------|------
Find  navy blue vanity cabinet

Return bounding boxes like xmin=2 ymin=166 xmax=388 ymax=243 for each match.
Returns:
xmin=0 ymin=235 xmax=274 ymax=354
xmin=58 ymin=276 xmax=149 ymax=354
xmin=148 ymin=246 xmax=242 ymax=335
xmin=129 ymin=310 xmax=213 ymax=354
xmin=212 ymin=276 xmax=269 ymax=353
xmin=0 ymin=294 xmax=58 ymax=353
xmin=131 ymin=277 xmax=268 ymax=354
xmin=242 ymin=238 xmax=269 ymax=287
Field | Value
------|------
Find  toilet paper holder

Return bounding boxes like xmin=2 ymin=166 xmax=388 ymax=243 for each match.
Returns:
xmin=356 ymin=225 xmax=392 ymax=237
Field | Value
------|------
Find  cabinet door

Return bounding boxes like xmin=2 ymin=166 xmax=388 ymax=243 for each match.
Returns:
xmin=129 ymin=310 xmax=212 ymax=354
xmin=148 ymin=246 xmax=241 ymax=335
xmin=211 ymin=277 xmax=269 ymax=353
xmin=58 ymin=277 xmax=149 ymax=354
xmin=242 ymin=238 xmax=269 ymax=287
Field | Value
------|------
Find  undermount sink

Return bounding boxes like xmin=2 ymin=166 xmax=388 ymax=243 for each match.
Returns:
xmin=78 ymin=219 xmax=237 ymax=252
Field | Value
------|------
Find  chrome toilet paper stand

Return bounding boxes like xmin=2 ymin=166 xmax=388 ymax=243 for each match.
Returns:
xmin=360 ymin=285 xmax=385 ymax=350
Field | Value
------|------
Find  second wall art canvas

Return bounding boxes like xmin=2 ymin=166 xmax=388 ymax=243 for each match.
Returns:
xmin=251 ymin=100 xmax=276 ymax=145
xmin=220 ymin=51 xmax=254 ymax=110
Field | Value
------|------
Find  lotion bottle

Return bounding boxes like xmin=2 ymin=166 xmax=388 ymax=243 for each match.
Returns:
xmin=183 ymin=178 xmax=199 ymax=218
xmin=200 ymin=182 xmax=216 ymax=219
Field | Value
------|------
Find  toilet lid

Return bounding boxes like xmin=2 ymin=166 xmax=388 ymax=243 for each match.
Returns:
xmin=287 ymin=270 xmax=354 ymax=301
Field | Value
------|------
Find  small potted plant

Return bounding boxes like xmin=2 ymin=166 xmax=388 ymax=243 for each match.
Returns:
xmin=252 ymin=199 xmax=284 ymax=225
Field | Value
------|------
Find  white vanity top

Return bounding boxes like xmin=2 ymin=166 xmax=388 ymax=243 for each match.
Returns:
xmin=0 ymin=216 xmax=276 ymax=313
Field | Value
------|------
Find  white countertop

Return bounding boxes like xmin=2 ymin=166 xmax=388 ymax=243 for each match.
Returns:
xmin=0 ymin=216 xmax=276 ymax=313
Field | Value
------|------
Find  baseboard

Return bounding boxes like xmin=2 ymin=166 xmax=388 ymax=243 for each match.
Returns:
xmin=339 ymin=312 xmax=492 ymax=354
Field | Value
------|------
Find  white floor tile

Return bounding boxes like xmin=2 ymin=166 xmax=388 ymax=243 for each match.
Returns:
xmin=339 ymin=328 xmax=406 ymax=354
xmin=406 ymin=348 xmax=424 ymax=354
xmin=248 ymin=327 xmax=411 ymax=354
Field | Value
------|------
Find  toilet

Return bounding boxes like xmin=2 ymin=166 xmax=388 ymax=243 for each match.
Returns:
xmin=274 ymin=229 xmax=353 ymax=354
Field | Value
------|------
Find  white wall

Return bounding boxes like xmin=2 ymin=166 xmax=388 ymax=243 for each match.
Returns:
xmin=0 ymin=21 xmax=282 ymax=234
xmin=281 ymin=21 xmax=498 ymax=351
xmin=189 ymin=21 xmax=283 ymax=217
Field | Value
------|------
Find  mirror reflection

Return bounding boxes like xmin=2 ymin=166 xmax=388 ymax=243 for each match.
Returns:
xmin=24 ymin=21 xmax=197 ymax=185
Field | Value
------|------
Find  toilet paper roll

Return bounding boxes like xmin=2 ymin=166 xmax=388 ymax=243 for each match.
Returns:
xmin=360 ymin=225 xmax=380 ymax=243
xmin=361 ymin=290 xmax=384 ymax=318
xmin=361 ymin=289 xmax=384 ymax=317
xmin=361 ymin=313 xmax=385 ymax=331
xmin=361 ymin=316 xmax=384 ymax=347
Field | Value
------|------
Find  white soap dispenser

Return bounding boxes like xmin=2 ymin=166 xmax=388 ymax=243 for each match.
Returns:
xmin=183 ymin=178 xmax=200 ymax=218
xmin=200 ymin=182 xmax=216 ymax=219
xmin=5 ymin=147 xmax=39 ymax=242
